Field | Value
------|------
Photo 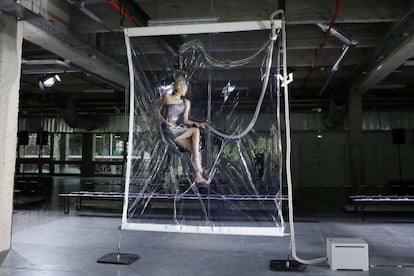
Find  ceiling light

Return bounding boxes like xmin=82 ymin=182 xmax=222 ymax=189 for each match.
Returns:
xmin=83 ymin=89 xmax=115 ymax=93
xmin=373 ymin=84 xmax=406 ymax=89
xmin=38 ymin=74 xmax=61 ymax=90
xmin=403 ymin=60 xmax=414 ymax=66
xmin=22 ymin=69 xmax=66 ymax=75
xmin=148 ymin=16 xmax=219 ymax=26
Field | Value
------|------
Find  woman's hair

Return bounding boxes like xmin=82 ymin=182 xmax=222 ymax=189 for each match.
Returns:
xmin=173 ymin=76 xmax=188 ymax=92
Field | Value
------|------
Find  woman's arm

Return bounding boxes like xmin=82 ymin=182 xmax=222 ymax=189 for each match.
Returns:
xmin=157 ymin=95 xmax=174 ymax=126
xmin=183 ymin=99 xmax=209 ymax=129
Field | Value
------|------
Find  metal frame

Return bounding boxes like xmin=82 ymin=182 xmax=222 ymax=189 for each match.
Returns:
xmin=122 ymin=19 xmax=284 ymax=236
xmin=124 ymin=20 xmax=281 ymax=37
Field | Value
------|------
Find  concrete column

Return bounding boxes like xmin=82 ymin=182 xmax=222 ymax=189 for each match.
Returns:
xmin=0 ymin=13 xmax=22 ymax=253
xmin=348 ymin=91 xmax=364 ymax=188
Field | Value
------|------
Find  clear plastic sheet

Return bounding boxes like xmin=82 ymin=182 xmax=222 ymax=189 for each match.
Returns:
xmin=122 ymin=25 xmax=285 ymax=236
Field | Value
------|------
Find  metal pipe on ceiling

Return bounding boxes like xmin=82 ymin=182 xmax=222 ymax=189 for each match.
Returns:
xmin=313 ymin=21 xmax=358 ymax=128
xmin=108 ymin=0 xmax=178 ymax=60
xmin=108 ymin=0 xmax=150 ymax=27
xmin=316 ymin=23 xmax=357 ymax=47
xmin=66 ymin=0 xmax=121 ymax=35
xmin=302 ymin=0 xmax=345 ymax=88
xmin=315 ymin=23 xmax=358 ymax=96
xmin=318 ymin=44 xmax=350 ymax=97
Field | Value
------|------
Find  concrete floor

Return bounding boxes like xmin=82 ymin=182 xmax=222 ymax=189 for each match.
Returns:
xmin=1 ymin=180 xmax=414 ymax=275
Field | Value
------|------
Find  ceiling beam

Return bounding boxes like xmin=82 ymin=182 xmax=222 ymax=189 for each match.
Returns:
xmin=134 ymin=0 xmax=411 ymax=23
xmin=352 ymin=9 xmax=414 ymax=94
xmin=352 ymin=35 xmax=414 ymax=93
xmin=354 ymin=36 xmax=414 ymax=94
xmin=286 ymin=0 xmax=412 ymax=24
xmin=22 ymin=21 xmax=127 ymax=88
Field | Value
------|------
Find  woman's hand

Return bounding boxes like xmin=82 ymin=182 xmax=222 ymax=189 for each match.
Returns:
xmin=197 ymin=122 xmax=209 ymax=130
xmin=167 ymin=122 xmax=177 ymax=127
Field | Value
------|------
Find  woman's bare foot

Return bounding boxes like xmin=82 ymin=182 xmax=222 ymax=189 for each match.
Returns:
xmin=195 ymin=175 xmax=211 ymax=185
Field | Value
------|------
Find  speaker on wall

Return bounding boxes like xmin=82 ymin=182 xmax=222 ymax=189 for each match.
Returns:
xmin=17 ymin=131 xmax=29 ymax=145
xmin=392 ymin=128 xmax=405 ymax=144
xmin=36 ymin=131 xmax=49 ymax=145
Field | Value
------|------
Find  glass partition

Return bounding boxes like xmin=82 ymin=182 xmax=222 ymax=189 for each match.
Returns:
xmin=53 ymin=133 xmax=82 ymax=174
xmin=94 ymin=133 xmax=125 ymax=175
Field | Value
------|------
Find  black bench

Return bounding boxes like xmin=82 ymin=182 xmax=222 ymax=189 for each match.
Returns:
xmin=58 ymin=191 xmax=285 ymax=214
xmin=349 ymin=195 xmax=414 ymax=220
xmin=59 ymin=192 xmax=126 ymax=214
xmin=14 ymin=175 xmax=53 ymax=197
xmin=14 ymin=175 xmax=53 ymax=205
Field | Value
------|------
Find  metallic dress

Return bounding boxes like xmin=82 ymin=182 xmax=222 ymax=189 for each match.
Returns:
xmin=163 ymin=101 xmax=188 ymax=140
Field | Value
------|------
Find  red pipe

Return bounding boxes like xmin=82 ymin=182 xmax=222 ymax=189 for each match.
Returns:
xmin=302 ymin=0 xmax=345 ymax=88
xmin=108 ymin=0 xmax=142 ymax=26
xmin=108 ymin=0 xmax=177 ymax=60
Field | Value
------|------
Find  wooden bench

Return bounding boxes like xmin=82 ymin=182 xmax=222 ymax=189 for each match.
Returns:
xmin=58 ymin=191 xmax=285 ymax=214
xmin=349 ymin=195 xmax=414 ymax=220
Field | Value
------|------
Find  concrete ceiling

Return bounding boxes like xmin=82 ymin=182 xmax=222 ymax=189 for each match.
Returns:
xmin=2 ymin=0 xmax=414 ymax=116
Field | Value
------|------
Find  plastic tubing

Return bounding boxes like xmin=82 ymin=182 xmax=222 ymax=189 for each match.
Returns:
xmin=280 ymin=14 xmax=327 ymax=265
xmin=206 ymin=11 xmax=283 ymax=140
xmin=179 ymin=39 xmax=271 ymax=69
xmin=177 ymin=11 xmax=284 ymax=141
xmin=207 ymin=39 xmax=274 ymax=140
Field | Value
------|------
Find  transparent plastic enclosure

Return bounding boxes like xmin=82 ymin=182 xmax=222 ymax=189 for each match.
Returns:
xmin=122 ymin=23 xmax=285 ymax=236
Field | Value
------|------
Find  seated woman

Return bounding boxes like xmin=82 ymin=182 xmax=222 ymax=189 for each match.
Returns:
xmin=156 ymin=76 xmax=210 ymax=185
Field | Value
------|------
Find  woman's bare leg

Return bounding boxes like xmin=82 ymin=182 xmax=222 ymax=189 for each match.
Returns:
xmin=175 ymin=128 xmax=210 ymax=184
xmin=174 ymin=138 xmax=191 ymax=152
